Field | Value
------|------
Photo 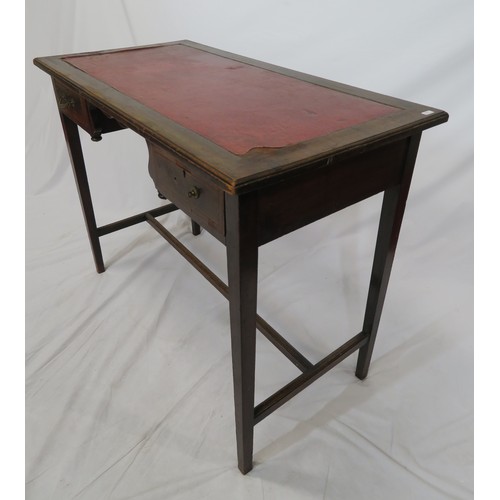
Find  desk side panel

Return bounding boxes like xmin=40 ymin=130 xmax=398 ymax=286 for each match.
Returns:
xmin=256 ymin=139 xmax=409 ymax=246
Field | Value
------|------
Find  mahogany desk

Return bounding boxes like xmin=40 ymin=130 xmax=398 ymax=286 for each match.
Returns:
xmin=34 ymin=41 xmax=448 ymax=474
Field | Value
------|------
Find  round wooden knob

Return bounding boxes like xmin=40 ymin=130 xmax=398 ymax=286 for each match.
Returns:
xmin=91 ymin=129 xmax=103 ymax=142
xmin=188 ymin=186 xmax=200 ymax=199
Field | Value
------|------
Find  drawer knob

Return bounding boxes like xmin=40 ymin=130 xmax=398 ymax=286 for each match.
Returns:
xmin=91 ymin=128 xmax=103 ymax=142
xmin=58 ymin=95 xmax=76 ymax=109
xmin=188 ymin=186 xmax=201 ymax=199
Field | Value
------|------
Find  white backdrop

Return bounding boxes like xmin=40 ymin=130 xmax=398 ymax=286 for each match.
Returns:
xmin=26 ymin=1 xmax=473 ymax=499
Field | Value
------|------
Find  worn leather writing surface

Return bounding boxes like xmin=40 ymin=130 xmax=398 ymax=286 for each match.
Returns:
xmin=65 ymin=44 xmax=398 ymax=155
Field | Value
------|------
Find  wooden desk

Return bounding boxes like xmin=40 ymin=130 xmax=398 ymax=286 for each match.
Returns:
xmin=34 ymin=41 xmax=448 ymax=474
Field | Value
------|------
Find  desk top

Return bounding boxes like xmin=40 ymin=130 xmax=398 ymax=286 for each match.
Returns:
xmin=63 ymin=44 xmax=398 ymax=156
xmin=34 ymin=41 xmax=448 ymax=193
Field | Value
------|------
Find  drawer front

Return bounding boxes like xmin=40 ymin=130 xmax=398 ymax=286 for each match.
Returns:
xmin=53 ymin=80 xmax=93 ymax=132
xmin=148 ymin=143 xmax=225 ymax=238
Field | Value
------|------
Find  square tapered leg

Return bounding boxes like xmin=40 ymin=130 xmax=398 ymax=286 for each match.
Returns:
xmin=356 ymin=133 xmax=422 ymax=379
xmin=58 ymin=112 xmax=105 ymax=274
xmin=225 ymin=193 xmax=258 ymax=474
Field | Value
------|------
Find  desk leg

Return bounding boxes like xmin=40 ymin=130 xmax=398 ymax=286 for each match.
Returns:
xmin=226 ymin=193 xmax=258 ymax=474
xmin=59 ymin=113 xmax=105 ymax=274
xmin=356 ymin=134 xmax=421 ymax=379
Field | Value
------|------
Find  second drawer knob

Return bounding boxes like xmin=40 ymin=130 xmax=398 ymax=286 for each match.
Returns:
xmin=188 ymin=186 xmax=201 ymax=199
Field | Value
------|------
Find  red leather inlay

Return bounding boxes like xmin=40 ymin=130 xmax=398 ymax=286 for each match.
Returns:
xmin=65 ymin=45 xmax=398 ymax=155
